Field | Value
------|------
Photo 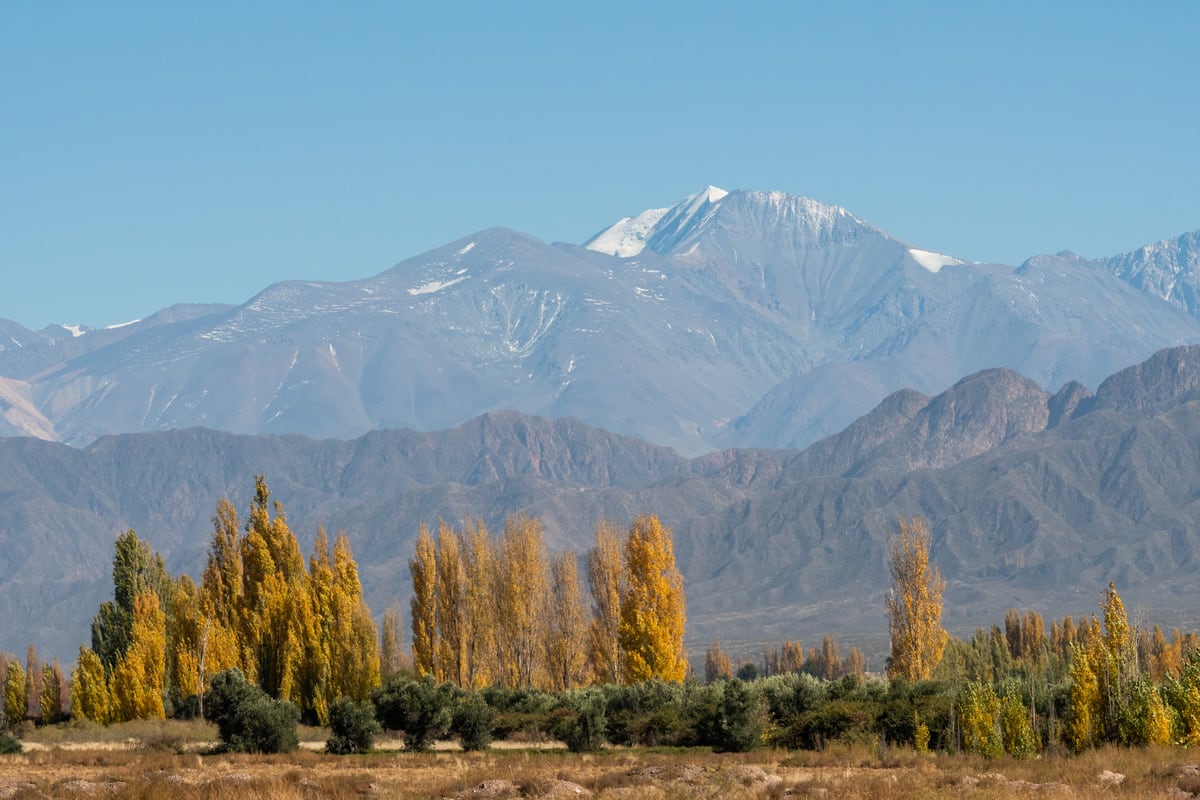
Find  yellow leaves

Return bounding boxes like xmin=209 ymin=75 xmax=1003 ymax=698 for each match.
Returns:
xmin=70 ymin=646 xmax=111 ymax=725
xmin=545 ymin=550 xmax=588 ymax=691
xmin=85 ymin=475 xmax=380 ymax=728
xmin=619 ymin=515 xmax=687 ymax=684
xmin=586 ymin=519 xmax=624 ymax=685
xmin=497 ymin=514 xmax=549 ymax=689
xmin=4 ymin=662 xmax=26 ymax=725
xmin=409 ymin=522 xmax=438 ymax=680
xmin=885 ymin=517 xmax=947 ymax=682
xmin=405 ymin=512 xmax=687 ymax=690
xmin=110 ymin=590 xmax=166 ymax=721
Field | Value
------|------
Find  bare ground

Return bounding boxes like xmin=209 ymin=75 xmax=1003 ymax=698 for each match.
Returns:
xmin=1 ymin=741 xmax=1198 ymax=799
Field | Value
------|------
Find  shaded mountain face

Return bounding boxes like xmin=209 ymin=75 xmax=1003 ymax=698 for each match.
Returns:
xmin=1103 ymin=230 xmax=1200 ymax=315
xmin=7 ymin=345 xmax=1200 ymax=664
xmin=3 ymin=187 xmax=1200 ymax=455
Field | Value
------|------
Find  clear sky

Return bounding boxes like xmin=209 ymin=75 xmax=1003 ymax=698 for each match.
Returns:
xmin=3 ymin=2 xmax=1198 ymax=330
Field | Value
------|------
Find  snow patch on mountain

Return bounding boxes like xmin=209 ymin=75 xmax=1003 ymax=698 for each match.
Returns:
xmin=60 ymin=324 xmax=86 ymax=338
xmin=106 ymin=319 xmax=141 ymax=330
xmin=408 ymin=275 xmax=469 ymax=296
xmin=457 ymin=242 xmax=476 ymax=255
xmin=908 ymin=249 xmax=964 ymax=274
xmin=584 ymin=207 xmax=669 ymax=257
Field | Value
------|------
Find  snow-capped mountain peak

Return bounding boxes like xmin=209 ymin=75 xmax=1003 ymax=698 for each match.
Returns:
xmin=584 ymin=206 xmax=669 ymax=257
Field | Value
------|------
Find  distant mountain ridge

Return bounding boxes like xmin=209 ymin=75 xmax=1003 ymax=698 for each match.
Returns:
xmin=6 ymin=346 xmax=1200 ymax=663
xmin=2 ymin=187 xmax=1199 ymax=455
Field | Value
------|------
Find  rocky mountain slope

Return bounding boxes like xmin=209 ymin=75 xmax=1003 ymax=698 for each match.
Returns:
xmin=5 ymin=347 xmax=1200 ymax=663
xmin=3 ymin=187 xmax=1199 ymax=454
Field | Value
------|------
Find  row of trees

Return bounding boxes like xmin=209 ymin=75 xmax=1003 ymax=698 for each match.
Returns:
xmin=70 ymin=477 xmax=380 ymax=725
xmin=704 ymin=635 xmax=867 ymax=683
xmin=408 ymin=514 xmax=686 ymax=691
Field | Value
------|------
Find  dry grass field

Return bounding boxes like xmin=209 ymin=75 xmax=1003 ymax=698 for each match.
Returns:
xmin=1 ymin=723 xmax=1199 ymax=800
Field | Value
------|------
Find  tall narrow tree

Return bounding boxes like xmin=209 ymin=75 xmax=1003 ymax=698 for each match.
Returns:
xmin=619 ymin=515 xmax=687 ymax=683
xmin=586 ymin=519 xmax=624 ymax=685
xmin=885 ymin=516 xmax=947 ymax=681
xmin=545 ymin=550 xmax=588 ymax=691
xmin=460 ymin=518 xmax=497 ymax=688
xmin=496 ymin=514 xmax=549 ymax=688
xmin=409 ymin=523 xmax=439 ymax=679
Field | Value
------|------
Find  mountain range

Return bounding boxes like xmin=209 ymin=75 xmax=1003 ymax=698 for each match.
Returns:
xmin=4 ymin=185 xmax=1200 ymax=663
xmin=5 ymin=345 xmax=1200 ymax=662
xmin=4 ymin=186 xmax=1200 ymax=456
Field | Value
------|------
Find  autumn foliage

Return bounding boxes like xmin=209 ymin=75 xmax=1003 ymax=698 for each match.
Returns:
xmin=885 ymin=517 xmax=947 ymax=682
xmin=70 ymin=477 xmax=379 ymax=725
xmin=409 ymin=513 xmax=686 ymax=691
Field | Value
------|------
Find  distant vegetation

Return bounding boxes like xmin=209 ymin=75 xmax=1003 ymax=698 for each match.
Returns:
xmin=0 ymin=479 xmax=1196 ymax=760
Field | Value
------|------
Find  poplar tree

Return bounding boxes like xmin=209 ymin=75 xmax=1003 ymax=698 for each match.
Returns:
xmin=329 ymin=532 xmax=380 ymax=703
xmin=90 ymin=530 xmax=170 ymax=671
xmin=110 ymin=590 xmax=167 ymax=721
xmin=885 ymin=516 xmax=947 ymax=681
xmin=40 ymin=662 xmax=65 ymax=724
xmin=496 ymin=514 xmax=549 ymax=688
xmin=238 ymin=476 xmax=309 ymax=703
xmin=460 ymin=518 xmax=497 ymax=688
xmin=545 ymin=550 xmax=588 ymax=691
xmin=409 ymin=523 xmax=439 ymax=680
xmin=434 ymin=522 xmax=467 ymax=687
xmin=3 ymin=662 xmax=25 ymax=726
xmin=70 ymin=646 xmax=111 ymax=725
xmin=618 ymin=515 xmax=687 ymax=683
xmin=586 ymin=519 xmax=624 ymax=685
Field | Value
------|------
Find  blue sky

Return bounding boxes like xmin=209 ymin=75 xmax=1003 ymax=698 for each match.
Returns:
xmin=3 ymin=2 xmax=1198 ymax=330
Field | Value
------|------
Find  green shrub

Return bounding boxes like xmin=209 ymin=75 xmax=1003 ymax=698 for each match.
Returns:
xmin=372 ymin=675 xmax=454 ymax=753
xmin=327 ymin=697 xmax=382 ymax=754
xmin=703 ymin=679 xmax=764 ymax=753
xmin=777 ymin=699 xmax=879 ymax=750
xmin=205 ymin=669 xmax=299 ymax=754
xmin=556 ymin=690 xmax=607 ymax=752
xmin=452 ymin=694 xmax=494 ymax=751
xmin=0 ymin=733 xmax=20 ymax=754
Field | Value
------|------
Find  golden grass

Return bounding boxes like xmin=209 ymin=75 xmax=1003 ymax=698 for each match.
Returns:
xmin=0 ymin=732 xmax=1197 ymax=799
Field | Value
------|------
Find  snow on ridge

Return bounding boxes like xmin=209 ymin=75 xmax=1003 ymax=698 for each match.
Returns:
xmin=408 ymin=275 xmax=469 ymax=296
xmin=457 ymin=242 xmax=476 ymax=255
xmin=908 ymin=248 xmax=964 ymax=274
xmin=585 ymin=207 xmax=669 ymax=257
xmin=106 ymin=319 xmax=141 ymax=330
xmin=60 ymin=324 xmax=86 ymax=338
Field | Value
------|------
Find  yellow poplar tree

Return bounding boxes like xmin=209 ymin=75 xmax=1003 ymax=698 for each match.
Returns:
xmin=460 ymin=518 xmax=497 ymax=688
xmin=110 ymin=589 xmax=167 ymax=721
xmin=238 ymin=476 xmax=310 ymax=703
xmin=70 ymin=646 xmax=111 ymax=725
xmin=435 ymin=522 xmax=467 ymax=687
xmin=496 ymin=514 xmax=549 ymax=689
xmin=885 ymin=516 xmax=947 ymax=681
xmin=329 ymin=531 xmax=380 ymax=702
xmin=587 ymin=519 xmax=625 ymax=685
xmin=618 ymin=515 xmax=687 ymax=683
xmin=40 ymin=662 xmax=65 ymax=724
xmin=4 ymin=662 xmax=25 ymax=725
xmin=409 ymin=522 xmax=439 ymax=679
xmin=545 ymin=550 xmax=588 ymax=691
xmin=1068 ymin=634 xmax=1102 ymax=750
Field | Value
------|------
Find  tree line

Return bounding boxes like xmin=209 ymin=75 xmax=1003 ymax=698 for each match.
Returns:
xmin=407 ymin=513 xmax=687 ymax=690
xmin=2 ymin=497 xmax=1200 ymax=760
xmin=69 ymin=477 xmax=379 ymax=726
